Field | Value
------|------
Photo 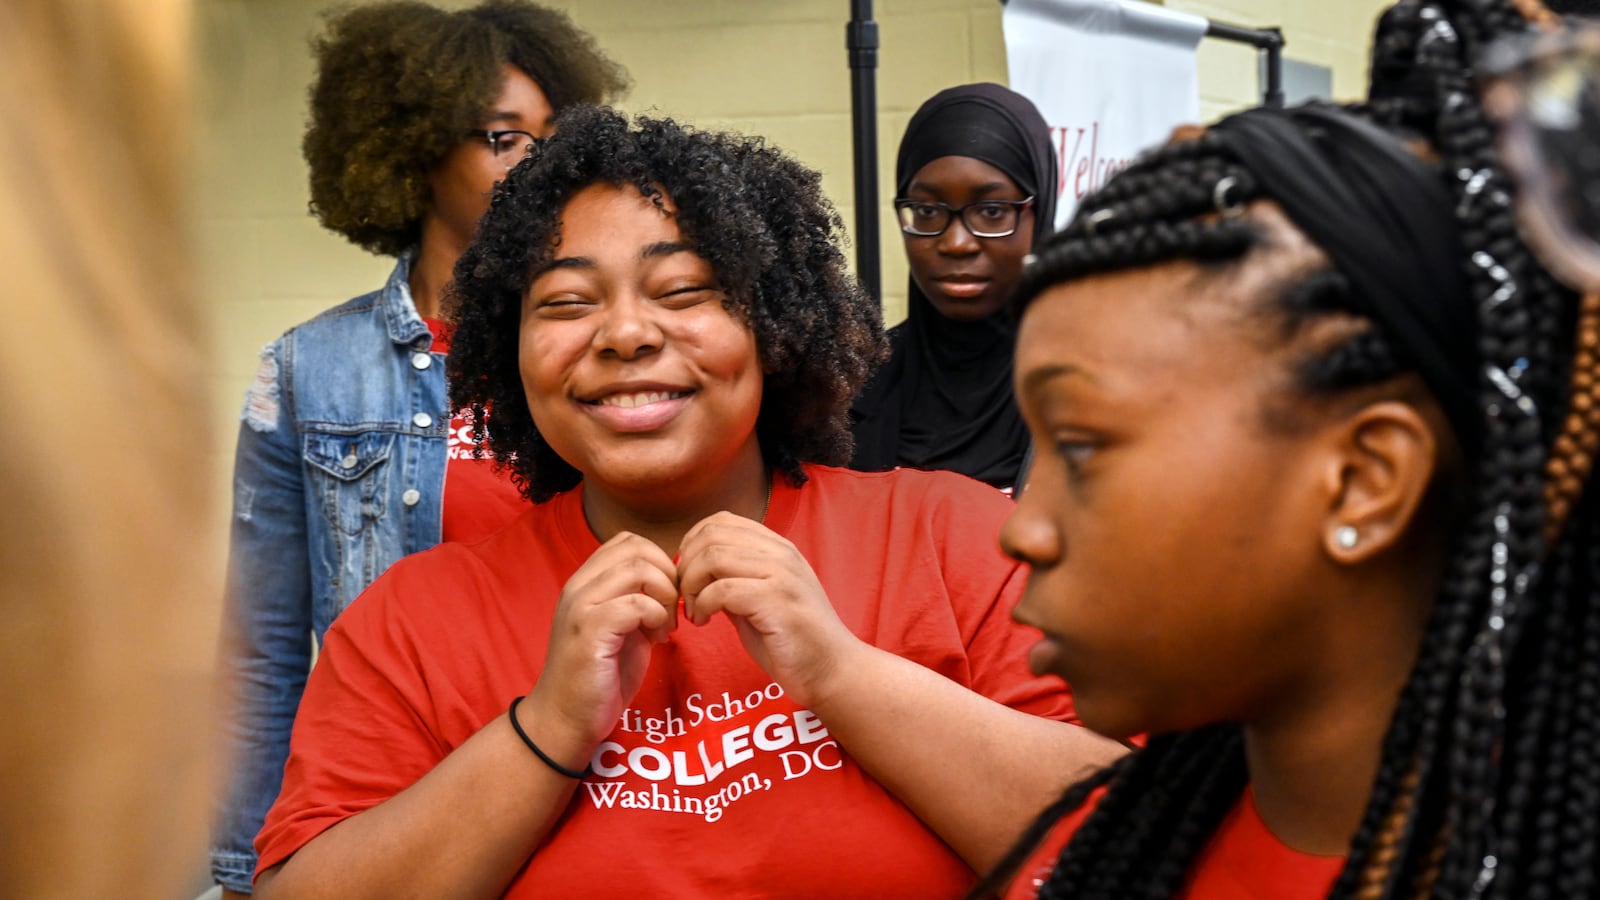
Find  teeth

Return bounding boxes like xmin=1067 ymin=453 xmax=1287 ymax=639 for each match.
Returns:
xmin=598 ymin=391 xmax=684 ymax=408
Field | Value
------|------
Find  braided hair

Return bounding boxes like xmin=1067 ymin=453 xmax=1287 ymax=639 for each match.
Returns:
xmin=976 ymin=2 xmax=1600 ymax=897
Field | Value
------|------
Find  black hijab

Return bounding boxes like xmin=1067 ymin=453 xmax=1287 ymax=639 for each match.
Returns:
xmin=849 ymin=83 xmax=1058 ymax=490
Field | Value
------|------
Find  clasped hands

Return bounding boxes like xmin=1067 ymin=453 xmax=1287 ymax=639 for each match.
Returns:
xmin=520 ymin=511 xmax=863 ymax=771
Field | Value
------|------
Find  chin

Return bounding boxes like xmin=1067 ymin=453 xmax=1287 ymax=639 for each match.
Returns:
xmin=929 ymin=297 xmax=1004 ymax=322
xmin=1068 ymin=689 xmax=1162 ymax=744
xmin=592 ymin=464 xmax=694 ymax=494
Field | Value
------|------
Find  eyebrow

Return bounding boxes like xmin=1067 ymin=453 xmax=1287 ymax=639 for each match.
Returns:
xmin=540 ymin=256 xmax=594 ymax=274
xmin=539 ymin=241 xmax=699 ymax=274
xmin=642 ymin=240 xmax=695 ymax=259
xmin=1019 ymin=362 xmax=1094 ymax=395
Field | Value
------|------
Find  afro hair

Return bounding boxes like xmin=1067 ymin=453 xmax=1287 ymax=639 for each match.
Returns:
xmin=302 ymin=0 xmax=629 ymax=256
xmin=446 ymin=105 xmax=890 ymax=501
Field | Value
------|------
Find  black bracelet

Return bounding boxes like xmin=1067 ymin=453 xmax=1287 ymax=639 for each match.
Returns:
xmin=507 ymin=695 xmax=591 ymax=779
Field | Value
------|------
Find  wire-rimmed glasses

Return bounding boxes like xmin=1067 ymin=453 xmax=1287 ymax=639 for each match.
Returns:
xmin=466 ymin=129 xmax=539 ymax=166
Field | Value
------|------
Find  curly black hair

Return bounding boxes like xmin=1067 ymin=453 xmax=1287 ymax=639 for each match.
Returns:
xmin=973 ymin=2 xmax=1600 ymax=898
xmin=302 ymin=0 xmax=629 ymax=256
xmin=445 ymin=105 xmax=889 ymax=502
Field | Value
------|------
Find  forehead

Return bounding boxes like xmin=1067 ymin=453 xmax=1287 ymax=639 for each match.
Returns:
xmin=1015 ymin=204 xmax=1333 ymax=383
xmin=552 ymin=183 xmax=682 ymax=248
xmin=489 ymin=64 xmax=553 ymax=122
xmin=906 ymin=155 xmax=1020 ymax=194
xmin=1013 ymin=256 xmax=1312 ymax=411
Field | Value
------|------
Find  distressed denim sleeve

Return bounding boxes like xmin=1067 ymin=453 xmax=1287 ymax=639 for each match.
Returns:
xmin=210 ymin=341 xmax=313 ymax=892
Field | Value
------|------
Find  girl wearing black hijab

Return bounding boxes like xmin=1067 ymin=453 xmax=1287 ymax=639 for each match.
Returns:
xmin=849 ymin=82 xmax=1058 ymax=493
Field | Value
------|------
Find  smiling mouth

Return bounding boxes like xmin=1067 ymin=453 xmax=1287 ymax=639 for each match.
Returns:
xmin=588 ymin=390 xmax=692 ymax=408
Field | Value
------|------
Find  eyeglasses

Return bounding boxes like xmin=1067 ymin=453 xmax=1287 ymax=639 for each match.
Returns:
xmin=893 ymin=196 xmax=1035 ymax=238
xmin=466 ymin=129 xmax=539 ymax=163
xmin=1481 ymin=22 xmax=1600 ymax=290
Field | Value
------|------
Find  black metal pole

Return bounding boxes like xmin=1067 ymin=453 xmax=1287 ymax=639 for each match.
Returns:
xmin=847 ymin=0 xmax=881 ymax=303
xmin=1262 ymin=28 xmax=1285 ymax=108
xmin=1204 ymin=20 xmax=1286 ymax=108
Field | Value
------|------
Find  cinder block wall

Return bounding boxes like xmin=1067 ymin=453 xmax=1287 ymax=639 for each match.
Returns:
xmin=194 ymin=0 xmax=1395 ymax=549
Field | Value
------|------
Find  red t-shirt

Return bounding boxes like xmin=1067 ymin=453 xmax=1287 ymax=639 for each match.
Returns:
xmin=425 ymin=318 xmax=527 ymax=542
xmin=1004 ymin=786 xmax=1345 ymax=899
xmin=256 ymin=465 xmax=1075 ymax=897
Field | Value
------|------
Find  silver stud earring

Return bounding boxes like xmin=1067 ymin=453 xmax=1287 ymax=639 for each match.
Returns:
xmin=1335 ymin=525 xmax=1359 ymax=550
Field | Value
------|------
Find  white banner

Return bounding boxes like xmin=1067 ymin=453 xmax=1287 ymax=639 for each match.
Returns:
xmin=1004 ymin=0 xmax=1207 ymax=227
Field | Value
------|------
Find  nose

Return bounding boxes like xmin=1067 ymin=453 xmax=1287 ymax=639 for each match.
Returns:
xmin=593 ymin=293 xmax=663 ymax=360
xmin=936 ymin=215 xmax=982 ymax=256
xmin=998 ymin=490 xmax=1063 ymax=570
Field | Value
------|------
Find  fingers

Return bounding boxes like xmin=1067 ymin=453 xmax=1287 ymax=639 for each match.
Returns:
xmin=677 ymin=512 xmax=796 ymax=584
xmin=626 ymin=590 xmax=674 ymax=644
xmin=677 ymin=512 xmax=821 ymax=627
xmin=675 ymin=512 xmax=858 ymax=709
xmin=535 ymin=533 xmax=683 ymax=744
xmin=679 ymin=515 xmax=794 ymax=623
xmin=682 ymin=575 xmax=777 ymax=625
xmin=678 ymin=544 xmax=773 ymax=624
xmin=574 ymin=531 xmax=679 ymax=603
xmin=563 ymin=531 xmax=680 ymax=626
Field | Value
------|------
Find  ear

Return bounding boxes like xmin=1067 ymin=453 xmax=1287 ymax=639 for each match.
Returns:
xmin=1315 ymin=401 xmax=1440 ymax=563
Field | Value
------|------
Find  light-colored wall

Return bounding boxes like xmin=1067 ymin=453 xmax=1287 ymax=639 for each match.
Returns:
xmin=194 ymin=0 xmax=1394 ymax=551
xmin=1178 ymin=0 xmax=1391 ymax=119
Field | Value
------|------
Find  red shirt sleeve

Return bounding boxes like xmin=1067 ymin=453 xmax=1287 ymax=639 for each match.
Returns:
xmin=921 ymin=474 xmax=1080 ymax=725
xmin=252 ymin=552 xmax=460 ymax=880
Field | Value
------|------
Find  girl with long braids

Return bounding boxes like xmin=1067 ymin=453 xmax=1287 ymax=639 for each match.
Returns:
xmin=977 ymin=1 xmax=1600 ymax=896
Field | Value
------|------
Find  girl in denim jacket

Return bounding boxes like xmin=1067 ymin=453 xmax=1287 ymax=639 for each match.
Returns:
xmin=210 ymin=5 xmax=626 ymax=894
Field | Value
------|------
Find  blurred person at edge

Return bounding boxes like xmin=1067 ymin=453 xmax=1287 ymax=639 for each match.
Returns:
xmin=210 ymin=4 xmax=628 ymax=896
xmin=850 ymin=84 xmax=1056 ymax=495
xmin=0 ymin=1 xmax=214 ymax=898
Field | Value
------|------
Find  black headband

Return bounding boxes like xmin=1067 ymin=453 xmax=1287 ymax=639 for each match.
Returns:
xmin=1212 ymin=104 xmax=1481 ymax=453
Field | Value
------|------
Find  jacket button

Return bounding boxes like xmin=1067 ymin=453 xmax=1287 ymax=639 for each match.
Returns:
xmin=340 ymin=453 xmax=358 ymax=469
xmin=402 ymin=488 xmax=421 ymax=507
xmin=412 ymin=352 xmax=432 ymax=370
xmin=413 ymin=412 xmax=433 ymax=428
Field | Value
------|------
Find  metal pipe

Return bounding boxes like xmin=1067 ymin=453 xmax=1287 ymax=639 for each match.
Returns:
xmin=1262 ymin=28 xmax=1286 ymax=107
xmin=1204 ymin=19 xmax=1276 ymax=48
xmin=1205 ymin=19 xmax=1286 ymax=107
xmin=847 ymin=0 xmax=881 ymax=302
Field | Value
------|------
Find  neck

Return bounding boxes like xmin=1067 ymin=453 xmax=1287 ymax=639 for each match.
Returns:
xmin=1242 ymin=571 xmax=1434 ymax=856
xmin=407 ymin=216 xmax=468 ymax=320
xmin=581 ymin=443 xmax=771 ymax=556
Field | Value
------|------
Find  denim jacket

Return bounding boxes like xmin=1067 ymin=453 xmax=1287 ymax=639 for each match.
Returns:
xmin=211 ymin=254 xmax=451 ymax=891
